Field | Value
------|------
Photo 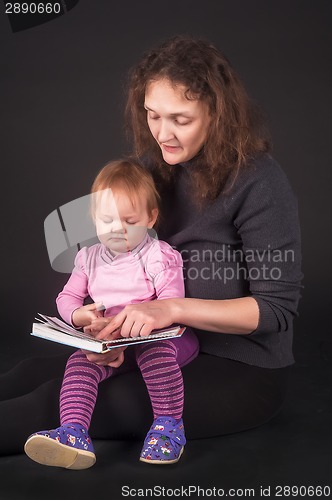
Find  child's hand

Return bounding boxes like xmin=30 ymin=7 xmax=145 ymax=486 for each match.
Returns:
xmin=72 ymin=302 xmax=105 ymax=328
xmin=83 ymin=347 xmax=126 ymax=368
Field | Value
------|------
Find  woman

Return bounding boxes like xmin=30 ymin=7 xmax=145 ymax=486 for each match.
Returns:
xmin=85 ymin=34 xmax=302 ymax=436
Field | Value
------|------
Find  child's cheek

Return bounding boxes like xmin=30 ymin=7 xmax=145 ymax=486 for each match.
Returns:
xmin=126 ymin=226 xmax=148 ymax=249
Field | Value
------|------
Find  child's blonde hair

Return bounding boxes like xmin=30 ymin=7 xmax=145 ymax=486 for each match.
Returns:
xmin=91 ymin=158 xmax=160 ymax=220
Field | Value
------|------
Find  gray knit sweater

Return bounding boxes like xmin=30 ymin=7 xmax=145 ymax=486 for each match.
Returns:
xmin=149 ymin=154 xmax=303 ymax=368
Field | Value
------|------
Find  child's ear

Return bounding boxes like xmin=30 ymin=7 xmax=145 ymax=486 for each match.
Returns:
xmin=147 ymin=208 xmax=159 ymax=228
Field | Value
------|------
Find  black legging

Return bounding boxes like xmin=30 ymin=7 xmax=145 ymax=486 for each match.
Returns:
xmin=0 ymin=352 xmax=291 ymax=455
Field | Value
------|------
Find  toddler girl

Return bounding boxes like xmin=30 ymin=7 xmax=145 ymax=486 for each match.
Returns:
xmin=24 ymin=159 xmax=199 ymax=469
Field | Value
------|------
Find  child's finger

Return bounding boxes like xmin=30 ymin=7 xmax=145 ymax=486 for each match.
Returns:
xmin=85 ymin=301 xmax=104 ymax=311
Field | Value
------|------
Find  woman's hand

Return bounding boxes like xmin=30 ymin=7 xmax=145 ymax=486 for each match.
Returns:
xmin=97 ymin=299 xmax=176 ymax=338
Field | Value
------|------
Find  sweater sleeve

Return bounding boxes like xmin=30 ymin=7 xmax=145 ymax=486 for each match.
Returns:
xmin=56 ymin=248 xmax=90 ymax=325
xmin=233 ymin=158 xmax=303 ymax=335
xmin=145 ymin=240 xmax=185 ymax=300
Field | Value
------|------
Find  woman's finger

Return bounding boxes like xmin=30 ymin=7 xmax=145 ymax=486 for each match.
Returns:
xmin=96 ymin=312 xmax=126 ymax=339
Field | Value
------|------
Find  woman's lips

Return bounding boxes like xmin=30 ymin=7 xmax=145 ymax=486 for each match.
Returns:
xmin=162 ymin=144 xmax=181 ymax=153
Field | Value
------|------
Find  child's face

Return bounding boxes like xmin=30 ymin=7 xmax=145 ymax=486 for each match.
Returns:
xmin=94 ymin=188 xmax=158 ymax=254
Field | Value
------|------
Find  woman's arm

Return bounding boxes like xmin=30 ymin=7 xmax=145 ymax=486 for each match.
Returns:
xmin=171 ymin=296 xmax=259 ymax=334
xmin=79 ymin=296 xmax=258 ymax=366
xmin=97 ymin=295 xmax=259 ymax=338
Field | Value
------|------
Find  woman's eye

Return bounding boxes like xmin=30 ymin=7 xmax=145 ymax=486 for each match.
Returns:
xmin=175 ymin=119 xmax=190 ymax=126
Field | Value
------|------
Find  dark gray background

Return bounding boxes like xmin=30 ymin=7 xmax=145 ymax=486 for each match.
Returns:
xmin=0 ymin=0 xmax=331 ymax=370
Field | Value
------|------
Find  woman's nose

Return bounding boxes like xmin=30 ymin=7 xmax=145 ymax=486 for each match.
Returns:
xmin=157 ymin=120 xmax=174 ymax=143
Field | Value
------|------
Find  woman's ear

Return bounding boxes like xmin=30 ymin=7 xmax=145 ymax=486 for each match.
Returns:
xmin=147 ymin=208 xmax=159 ymax=228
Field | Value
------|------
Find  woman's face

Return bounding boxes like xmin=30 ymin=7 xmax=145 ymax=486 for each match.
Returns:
xmin=144 ymin=79 xmax=211 ymax=165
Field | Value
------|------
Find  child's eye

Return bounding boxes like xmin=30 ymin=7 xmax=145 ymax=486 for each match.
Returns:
xmin=126 ymin=220 xmax=137 ymax=225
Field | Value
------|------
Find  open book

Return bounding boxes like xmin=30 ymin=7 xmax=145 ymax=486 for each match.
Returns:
xmin=31 ymin=314 xmax=185 ymax=353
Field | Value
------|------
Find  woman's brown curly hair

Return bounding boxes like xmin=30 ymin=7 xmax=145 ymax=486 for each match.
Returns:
xmin=125 ymin=35 xmax=271 ymax=203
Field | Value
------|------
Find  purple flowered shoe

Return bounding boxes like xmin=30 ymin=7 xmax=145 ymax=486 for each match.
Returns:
xmin=140 ymin=416 xmax=186 ymax=464
xmin=24 ymin=423 xmax=96 ymax=470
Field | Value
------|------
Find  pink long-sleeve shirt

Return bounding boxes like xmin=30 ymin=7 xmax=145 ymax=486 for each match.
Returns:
xmin=56 ymin=234 xmax=184 ymax=325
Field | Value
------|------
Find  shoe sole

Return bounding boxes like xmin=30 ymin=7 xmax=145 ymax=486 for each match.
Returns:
xmin=139 ymin=446 xmax=184 ymax=464
xmin=24 ymin=435 xmax=96 ymax=470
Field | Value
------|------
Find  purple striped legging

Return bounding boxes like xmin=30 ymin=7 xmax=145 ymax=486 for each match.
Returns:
xmin=60 ymin=331 xmax=199 ymax=430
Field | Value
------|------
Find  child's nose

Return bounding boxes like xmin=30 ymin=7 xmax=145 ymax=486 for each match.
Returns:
xmin=110 ymin=219 xmax=125 ymax=232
